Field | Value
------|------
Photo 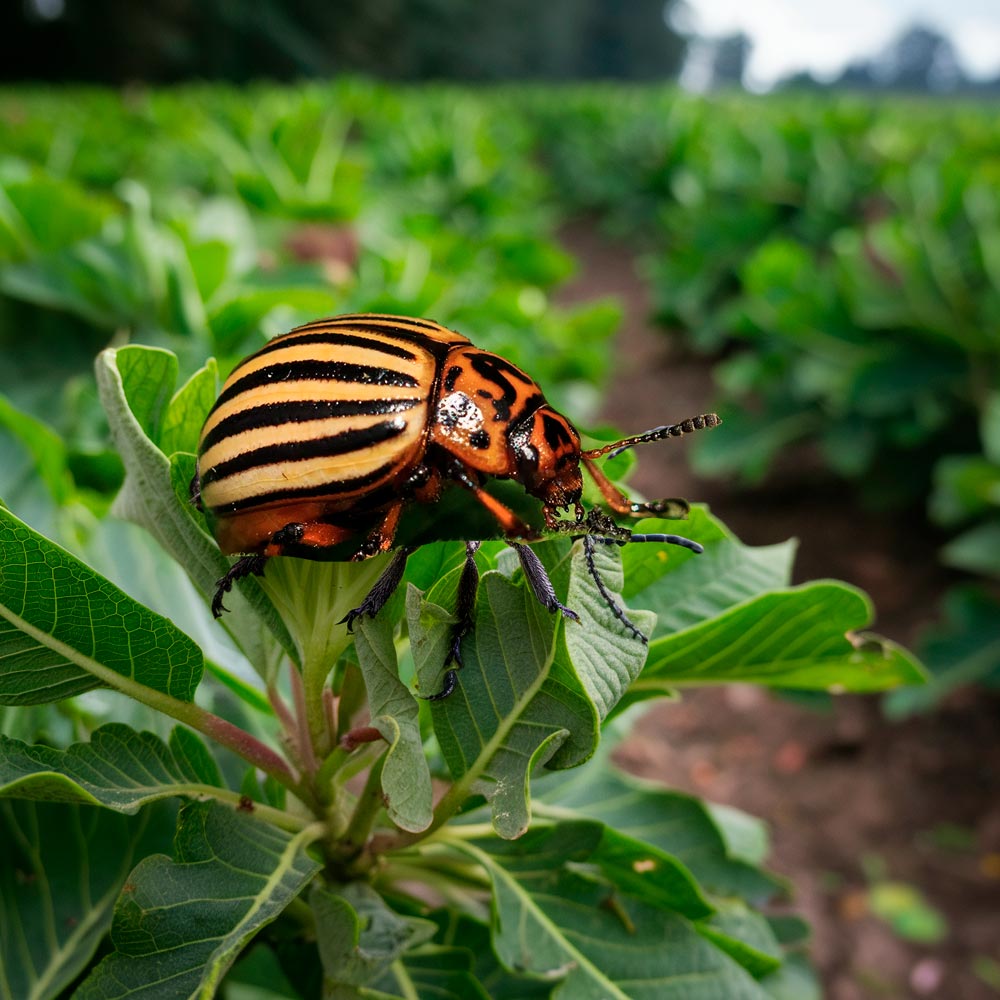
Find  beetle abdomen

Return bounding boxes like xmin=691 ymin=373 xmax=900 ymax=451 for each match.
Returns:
xmin=198 ymin=315 xmax=469 ymax=517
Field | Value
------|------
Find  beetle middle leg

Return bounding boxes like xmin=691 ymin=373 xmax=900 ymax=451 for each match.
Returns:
xmin=581 ymin=456 xmax=690 ymax=519
xmin=423 ymin=541 xmax=482 ymax=701
xmin=339 ymin=545 xmax=414 ymax=632
xmin=211 ymin=553 xmax=268 ymax=617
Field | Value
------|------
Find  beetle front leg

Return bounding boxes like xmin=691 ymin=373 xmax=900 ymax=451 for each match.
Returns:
xmin=581 ymin=457 xmax=690 ymax=519
xmin=509 ymin=542 xmax=579 ymax=621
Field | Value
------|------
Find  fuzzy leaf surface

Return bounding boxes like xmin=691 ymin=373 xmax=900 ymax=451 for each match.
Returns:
xmin=0 ymin=505 xmax=203 ymax=705
xmin=95 ymin=345 xmax=294 ymax=675
xmin=410 ymin=570 xmax=593 ymax=839
xmin=75 ymin=801 xmax=322 ymax=1000
xmin=0 ymin=800 xmax=172 ymax=1000
xmin=0 ymin=723 xmax=224 ymax=812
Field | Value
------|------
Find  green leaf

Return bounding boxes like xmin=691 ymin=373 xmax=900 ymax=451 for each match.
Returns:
xmin=311 ymin=881 xmax=436 ymax=991
xmin=551 ymin=820 xmax=713 ymax=920
xmin=698 ymin=903 xmax=783 ymax=978
xmin=95 ymin=344 xmax=295 ymax=676
xmin=0 ymin=800 xmax=172 ymax=1000
xmin=562 ymin=541 xmax=655 ymax=720
xmin=0 ymin=170 xmax=117 ymax=261
xmin=620 ymin=510 xmax=797 ymax=638
xmin=421 ymin=912 xmax=555 ymax=999
xmin=0 ymin=395 xmax=74 ymax=508
xmin=354 ymin=615 xmax=433 ymax=833
xmin=159 ymin=358 xmax=219 ymax=459
xmin=0 ymin=504 xmax=203 ymax=705
xmin=940 ymin=520 xmax=1000 ymax=579
xmin=0 ymin=723 xmax=228 ymax=813
xmin=373 ymin=945 xmax=491 ymax=1000
xmin=411 ymin=571 xmax=593 ymax=839
xmin=640 ymin=582 xmax=926 ymax=693
xmin=454 ymin=828 xmax=768 ymax=999
xmin=75 ymin=801 xmax=323 ymax=1000
xmin=539 ymin=756 xmax=783 ymax=903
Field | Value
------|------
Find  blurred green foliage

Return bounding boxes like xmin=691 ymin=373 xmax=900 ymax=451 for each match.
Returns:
xmin=0 ymin=79 xmax=995 ymax=707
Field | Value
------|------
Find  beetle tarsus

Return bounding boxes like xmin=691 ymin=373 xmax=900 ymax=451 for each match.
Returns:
xmin=212 ymin=554 xmax=268 ymax=618
xmin=423 ymin=668 xmax=459 ymax=702
xmin=339 ymin=546 xmax=413 ymax=632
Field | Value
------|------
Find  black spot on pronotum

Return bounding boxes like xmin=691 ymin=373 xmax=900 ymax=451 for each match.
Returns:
xmin=542 ymin=413 xmax=573 ymax=451
xmin=445 ymin=365 xmax=462 ymax=392
xmin=469 ymin=430 xmax=490 ymax=449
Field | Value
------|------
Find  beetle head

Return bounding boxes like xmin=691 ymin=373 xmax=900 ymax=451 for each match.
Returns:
xmin=510 ymin=406 xmax=584 ymax=518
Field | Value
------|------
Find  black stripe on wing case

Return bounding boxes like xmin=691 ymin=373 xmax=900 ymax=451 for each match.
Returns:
xmin=200 ymin=397 xmax=422 ymax=454
xmin=237 ymin=331 xmax=419 ymax=367
xmin=213 ymin=465 xmax=396 ymax=514
xmin=201 ymin=418 xmax=409 ymax=487
xmin=212 ymin=360 xmax=419 ymax=413
xmin=314 ymin=314 xmax=445 ymax=333
xmin=292 ymin=316 xmax=462 ymax=354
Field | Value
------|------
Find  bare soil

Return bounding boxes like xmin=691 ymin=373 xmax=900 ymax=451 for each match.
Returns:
xmin=556 ymin=221 xmax=1000 ymax=1000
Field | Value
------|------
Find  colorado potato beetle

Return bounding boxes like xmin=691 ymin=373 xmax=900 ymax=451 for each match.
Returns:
xmin=193 ymin=313 xmax=719 ymax=698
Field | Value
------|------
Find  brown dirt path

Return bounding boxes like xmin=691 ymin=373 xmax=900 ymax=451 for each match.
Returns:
xmin=555 ymin=221 xmax=1000 ymax=1000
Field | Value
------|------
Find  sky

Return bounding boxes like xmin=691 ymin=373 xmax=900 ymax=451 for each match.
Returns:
xmin=677 ymin=0 xmax=1000 ymax=89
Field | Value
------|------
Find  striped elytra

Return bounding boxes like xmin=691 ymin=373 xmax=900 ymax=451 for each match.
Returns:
xmin=198 ymin=315 xmax=465 ymax=520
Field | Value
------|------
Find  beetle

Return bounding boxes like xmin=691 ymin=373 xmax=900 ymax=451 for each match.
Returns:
xmin=192 ymin=313 xmax=719 ymax=698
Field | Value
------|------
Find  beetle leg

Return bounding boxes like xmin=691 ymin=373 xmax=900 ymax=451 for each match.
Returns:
xmin=581 ymin=457 xmax=691 ymax=519
xmin=582 ymin=534 xmax=648 ymax=643
xmin=509 ymin=542 xmax=579 ymax=621
xmin=351 ymin=501 xmax=404 ymax=561
xmin=212 ymin=553 xmax=268 ymax=618
xmin=452 ymin=468 xmax=541 ymax=540
xmin=339 ymin=546 xmax=414 ymax=632
xmin=422 ymin=540 xmax=481 ymax=701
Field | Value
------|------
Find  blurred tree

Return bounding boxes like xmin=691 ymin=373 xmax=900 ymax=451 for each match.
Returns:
xmin=780 ymin=21 xmax=974 ymax=94
xmin=707 ymin=31 xmax=751 ymax=90
xmin=875 ymin=23 xmax=965 ymax=91
xmin=834 ymin=59 xmax=878 ymax=90
xmin=0 ymin=0 xmax=687 ymax=82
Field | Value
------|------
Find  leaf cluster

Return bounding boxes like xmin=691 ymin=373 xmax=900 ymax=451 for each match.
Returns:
xmin=0 ymin=340 xmax=923 ymax=996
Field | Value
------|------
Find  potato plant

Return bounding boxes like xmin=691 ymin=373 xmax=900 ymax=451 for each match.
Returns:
xmin=0 ymin=342 xmax=924 ymax=998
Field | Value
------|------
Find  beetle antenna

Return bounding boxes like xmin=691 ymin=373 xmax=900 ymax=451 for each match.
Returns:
xmin=594 ymin=533 xmax=704 ymax=555
xmin=581 ymin=413 xmax=721 ymax=461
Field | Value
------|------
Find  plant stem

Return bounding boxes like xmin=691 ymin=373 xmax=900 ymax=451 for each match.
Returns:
xmin=340 ymin=752 xmax=386 ymax=857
